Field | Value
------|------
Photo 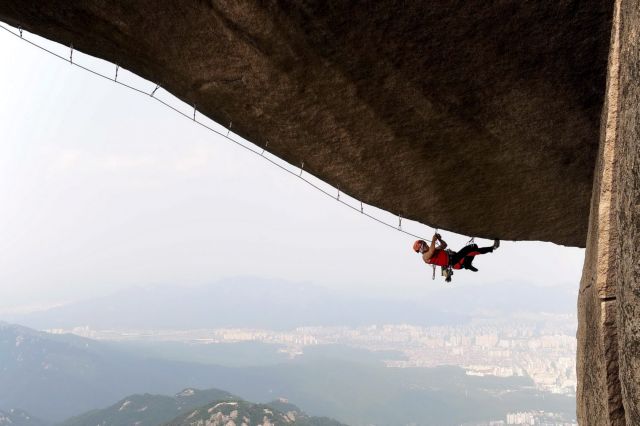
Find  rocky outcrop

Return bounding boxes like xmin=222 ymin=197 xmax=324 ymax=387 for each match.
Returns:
xmin=615 ymin=0 xmax=640 ymax=424
xmin=576 ymin=1 xmax=624 ymax=421
xmin=0 ymin=1 xmax=614 ymax=246
xmin=577 ymin=0 xmax=639 ymax=424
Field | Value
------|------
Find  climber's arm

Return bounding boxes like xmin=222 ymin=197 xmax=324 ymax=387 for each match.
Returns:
xmin=423 ymin=233 xmax=440 ymax=260
xmin=437 ymin=234 xmax=448 ymax=250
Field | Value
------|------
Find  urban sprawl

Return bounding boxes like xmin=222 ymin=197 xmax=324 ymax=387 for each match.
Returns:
xmin=51 ymin=314 xmax=576 ymax=397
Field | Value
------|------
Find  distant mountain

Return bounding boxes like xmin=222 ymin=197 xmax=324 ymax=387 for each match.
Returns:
xmin=165 ymin=398 xmax=346 ymax=426
xmin=8 ymin=278 xmax=466 ymax=330
xmin=61 ymin=388 xmax=235 ymax=426
xmin=0 ymin=409 xmax=47 ymax=426
xmin=7 ymin=277 xmax=576 ymax=331
xmin=63 ymin=391 xmax=345 ymax=426
xmin=0 ymin=322 xmax=241 ymax=422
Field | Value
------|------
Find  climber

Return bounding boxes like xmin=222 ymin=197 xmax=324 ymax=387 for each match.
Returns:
xmin=413 ymin=233 xmax=499 ymax=277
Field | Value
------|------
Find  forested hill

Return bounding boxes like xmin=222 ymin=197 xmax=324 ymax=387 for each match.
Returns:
xmin=63 ymin=391 xmax=345 ymax=426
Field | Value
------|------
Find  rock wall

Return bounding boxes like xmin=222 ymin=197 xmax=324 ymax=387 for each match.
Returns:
xmin=616 ymin=0 xmax=640 ymax=423
xmin=577 ymin=0 xmax=639 ymax=423
xmin=576 ymin=0 xmax=623 ymax=421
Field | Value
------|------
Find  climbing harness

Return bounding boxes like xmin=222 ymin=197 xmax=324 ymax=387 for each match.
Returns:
xmin=433 ymin=260 xmax=454 ymax=283
xmin=429 ymin=234 xmax=480 ymax=283
xmin=443 ymin=248 xmax=456 ymax=283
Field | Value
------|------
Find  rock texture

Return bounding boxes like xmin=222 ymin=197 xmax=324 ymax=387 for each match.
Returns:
xmin=0 ymin=1 xmax=614 ymax=246
xmin=615 ymin=0 xmax=640 ymax=424
xmin=577 ymin=0 xmax=639 ymax=424
xmin=576 ymin=0 xmax=624 ymax=423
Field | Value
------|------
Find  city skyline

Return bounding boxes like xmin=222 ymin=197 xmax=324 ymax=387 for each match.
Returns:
xmin=51 ymin=313 xmax=578 ymax=397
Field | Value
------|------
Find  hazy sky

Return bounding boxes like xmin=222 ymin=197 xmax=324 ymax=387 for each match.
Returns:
xmin=0 ymin=26 xmax=586 ymax=314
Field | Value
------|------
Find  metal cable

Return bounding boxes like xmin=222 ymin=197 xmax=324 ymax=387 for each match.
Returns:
xmin=0 ymin=23 xmax=435 ymax=242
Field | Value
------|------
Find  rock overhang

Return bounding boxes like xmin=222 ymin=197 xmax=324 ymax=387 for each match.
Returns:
xmin=0 ymin=1 xmax=615 ymax=247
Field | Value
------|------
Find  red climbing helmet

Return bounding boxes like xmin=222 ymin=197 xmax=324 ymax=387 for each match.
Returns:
xmin=413 ymin=240 xmax=426 ymax=253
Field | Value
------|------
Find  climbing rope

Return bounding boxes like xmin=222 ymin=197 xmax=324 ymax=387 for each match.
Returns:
xmin=0 ymin=23 xmax=441 ymax=242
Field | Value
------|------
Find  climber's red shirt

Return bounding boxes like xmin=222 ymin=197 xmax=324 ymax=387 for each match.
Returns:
xmin=423 ymin=248 xmax=449 ymax=267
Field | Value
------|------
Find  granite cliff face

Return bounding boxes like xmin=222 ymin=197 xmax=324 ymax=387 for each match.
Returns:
xmin=0 ymin=1 xmax=637 ymax=425
xmin=612 ymin=1 xmax=640 ymax=424
xmin=576 ymin=0 xmax=639 ymax=425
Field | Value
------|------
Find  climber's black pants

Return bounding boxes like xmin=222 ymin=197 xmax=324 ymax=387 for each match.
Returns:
xmin=450 ymin=244 xmax=493 ymax=267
